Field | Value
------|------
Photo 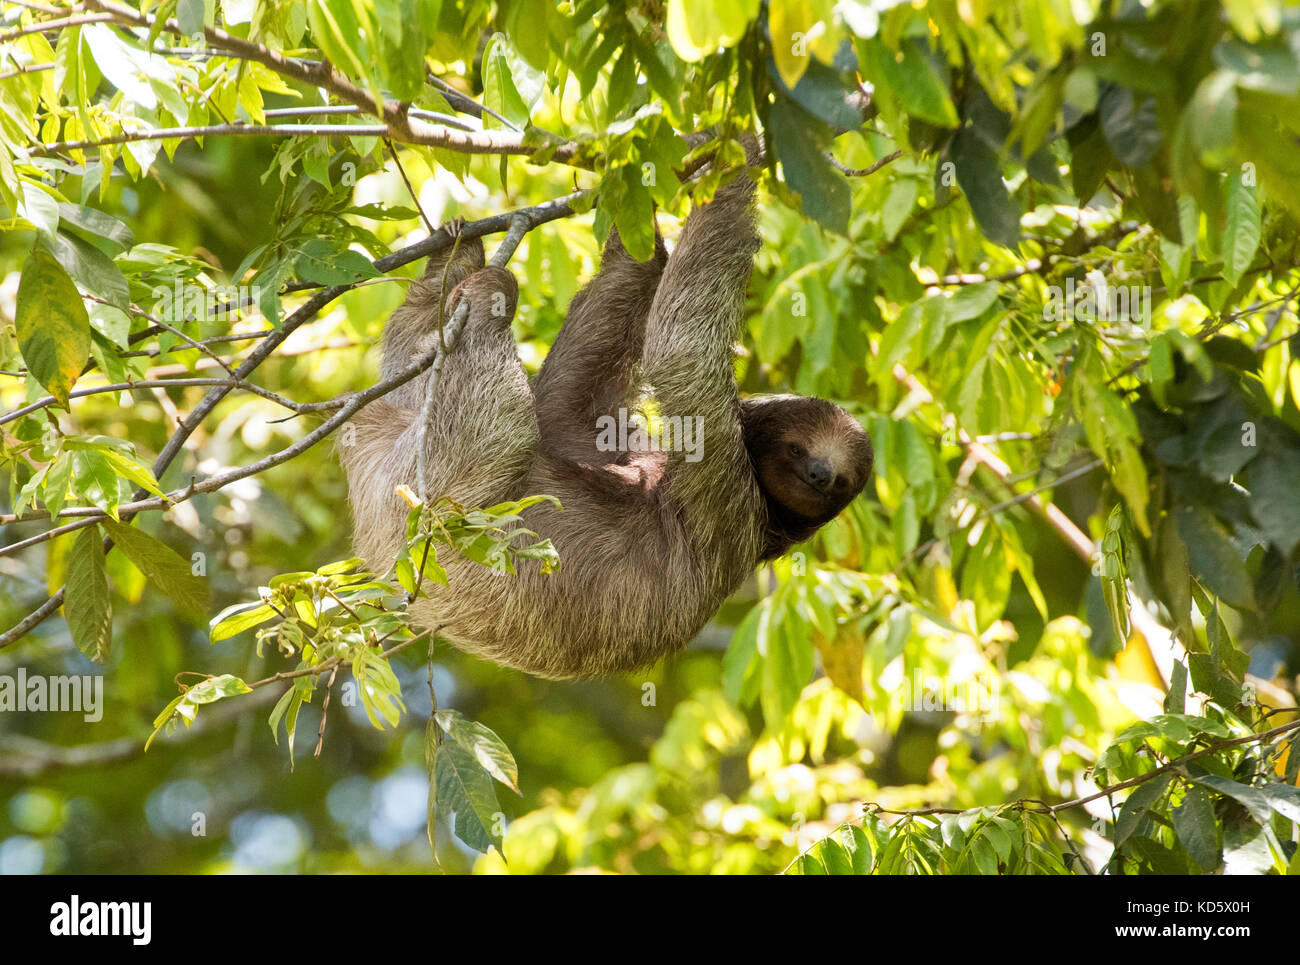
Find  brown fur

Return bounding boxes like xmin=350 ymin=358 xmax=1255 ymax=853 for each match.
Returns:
xmin=339 ymin=172 xmax=873 ymax=679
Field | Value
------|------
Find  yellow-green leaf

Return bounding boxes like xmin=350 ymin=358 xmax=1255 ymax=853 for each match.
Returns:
xmin=16 ymin=248 xmax=90 ymax=406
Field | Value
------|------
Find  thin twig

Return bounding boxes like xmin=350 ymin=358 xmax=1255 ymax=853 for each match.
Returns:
xmin=0 ymin=12 xmax=113 ymax=41
xmin=264 ymin=104 xmax=475 ymax=132
xmin=0 ymin=61 xmax=54 ymax=80
xmin=0 ymin=686 xmax=283 ymax=778
xmin=2 ymin=0 xmax=68 ymax=15
xmin=29 ymin=122 xmax=394 ymax=155
xmin=77 ymin=0 xmax=584 ymax=163
xmin=426 ymin=72 xmax=520 ymax=132
xmin=865 ymin=717 xmax=1300 ymax=818
xmin=84 ymin=295 xmax=235 ymax=374
xmin=0 ymin=377 xmax=332 ymax=432
xmin=781 ymin=717 xmax=1300 ymax=874
xmin=827 ymin=150 xmax=902 ymax=178
xmin=0 ymin=190 xmax=583 ymax=647
xmin=385 ymin=138 xmax=433 ymax=232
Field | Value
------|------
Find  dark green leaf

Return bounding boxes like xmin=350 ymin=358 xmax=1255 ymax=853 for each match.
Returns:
xmin=64 ymin=525 xmax=112 ymax=663
xmin=769 ymin=95 xmax=851 ymax=235
xmin=434 ymin=738 xmax=505 ymax=854
xmin=434 ymin=709 xmax=520 ymax=794
xmin=102 ymin=518 xmax=210 ymax=617
xmin=951 ymin=127 xmax=1020 ymax=248
xmin=1175 ymin=505 xmax=1254 ymax=609
xmin=1172 ymin=786 xmax=1220 ymax=871
xmin=1099 ymin=86 xmax=1161 ymax=167
xmin=16 ymin=248 xmax=91 ymax=406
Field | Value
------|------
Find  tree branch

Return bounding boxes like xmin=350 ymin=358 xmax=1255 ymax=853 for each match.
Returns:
xmin=827 ymin=150 xmax=902 ymax=178
xmin=0 ymin=12 xmax=114 ymax=42
xmin=0 ymin=684 xmax=283 ymax=778
xmin=29 ymin=122 xmax=395 ymax=156
xmin=781 ymin=716 xmax=1300 ymax=873
xmin=0 ymin=193 xmax=582 ymax=647
xmin=79 ymin=0 xmax=585 ymax=164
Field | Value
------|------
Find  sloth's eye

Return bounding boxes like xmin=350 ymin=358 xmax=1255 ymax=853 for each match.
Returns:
xmin=788 ymin=443 xmax=805 ymax=458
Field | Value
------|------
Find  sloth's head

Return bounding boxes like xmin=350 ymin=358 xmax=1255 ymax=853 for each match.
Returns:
xmin=741 ymin=395 xmax=873 ymax=556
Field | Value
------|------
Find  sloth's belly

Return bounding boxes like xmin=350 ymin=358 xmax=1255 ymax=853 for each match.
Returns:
xmin=408 ymin=547 xmax=746 ymax=679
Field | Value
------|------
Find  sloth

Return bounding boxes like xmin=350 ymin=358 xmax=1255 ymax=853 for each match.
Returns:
xmin=340 ymin=167 xmax=873 ymax=679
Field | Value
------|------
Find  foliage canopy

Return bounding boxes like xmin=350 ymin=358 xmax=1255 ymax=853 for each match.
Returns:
xmin=0 ymin=0 xmax=1298 ymax=875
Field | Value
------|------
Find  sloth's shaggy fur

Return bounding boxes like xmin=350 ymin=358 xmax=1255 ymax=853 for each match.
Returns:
xmin=340 ymin=171 xmax=873 ymax=678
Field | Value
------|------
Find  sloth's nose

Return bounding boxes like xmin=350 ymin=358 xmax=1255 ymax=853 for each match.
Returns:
xmin=807 ymin=458 xmax=832 ymax=490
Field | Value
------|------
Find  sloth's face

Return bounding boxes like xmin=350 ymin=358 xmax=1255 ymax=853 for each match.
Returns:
xmin=761 ymin=435 xmax=861 ymax=521
xmin=741 ymin=396 xmax=874 ymax=527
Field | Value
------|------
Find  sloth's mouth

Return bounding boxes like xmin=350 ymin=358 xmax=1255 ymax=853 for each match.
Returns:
xmin=792 ymin=472 xmax=829 ymax=496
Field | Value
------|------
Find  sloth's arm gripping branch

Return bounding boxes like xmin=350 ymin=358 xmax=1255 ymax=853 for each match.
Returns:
xmin=641 ymin=172 xmax=760 ymax=539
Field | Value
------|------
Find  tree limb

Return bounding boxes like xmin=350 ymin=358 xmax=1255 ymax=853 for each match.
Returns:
xmin=78 ymin=0 xmax=586 ymax=164
xmin=0 ymin=192 xmax=583 ymax=647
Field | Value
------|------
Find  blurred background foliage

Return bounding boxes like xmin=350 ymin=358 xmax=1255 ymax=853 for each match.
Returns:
xmin=0 ymin=0 xmax=1298 ymax=874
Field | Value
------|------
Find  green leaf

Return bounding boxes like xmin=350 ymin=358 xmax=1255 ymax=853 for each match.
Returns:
xmin=1172 ymin=786 xmax=1220 ymax=871
xmin=880 ymin=178 xmax=916 ymax=241
xmin=1098 ymin=86 xmax=1161 ymax=167
xmin=1114 ymin=774 xmax=1171 ymax=847
xmin=971 ymin=834 xmax=999 ymax=875
xmin=1189 ymin=71 xmax=1237 ymax=167
xmin=760 ymin=611 xmax=814 ymax=729
xmin=666 ymin=0 xmax=756 ymax=63
xmin=1214 ymin=38 xmax=1300 ymax=94
xmin=434 ymin=738 xmax=506 ymax=854
xmin=268 ymin=676 xmax=311 ymax=766
xmin=102 ymin=518 xmax=210 ymax=617
xmin=769 ymin=94 xmax=851 ymax=234
xmin=1259 ymin=784 xmax=1300 ymax=824
xmin=874 ymin=300 xmax=923 ymax=376
xmin=176 ymin=0 xmax=208 ymax=37
xmin=64 ymin=438 xmax=166 ymax=499
xmin=610 ymin=167 xmax=656 ymax=261
xmin=848 ymin=825 xmax=874 ymax=874
xmin=64 ymin=525 xmax=112 ymax=663
xmin=373 ymin=0 xmax=429 ymax=100
xmin=1246 ymin=449 xmax=1300 ymax=554
xmin=951 ymin=126 xmax=1020 ymax=248
xmin=482 ymin=33 xmax=532 ymax=127
xmin=1068 ymin=114 xmax=1114 ymax=202
xmin=16 ymin=248 xmax=91 ymax=406
xmin=434 ymin=710 xmax=521 ymax=794
xmin=721 ymin=604 xmax=763 ymax=707
xmin=351 ymin=644 xmax=406 ymax=730
xmin=291 ymin=239 xmax=380 ymax=285
xmin=146 ymin=674 xmax=252 ymax=751
xmin=606 ymin=48 xmax=637 ymax=125
xmin=71 ymin=450 xmax=121 ymax=518
xmin=1221 ymin=168 xmax=1260 ymax=286
xmin=1184 ymin=766 xmax=1272 ymax=825
xmin=304 ymin=0 xmax=372 ymax=97
xmin=858 ymin=38 xmax=958 ymax=127
xmin=945 ymin=282 xmax=1000 ymax=322
xmin=45 ymin=231 xmax=130 ymax=312
xmin=1175 ymin=506 xmax=1254 ymax=609
xmin=771 ymin=57 xmax=864 ymax=131
xmin=817 ymin=838 xmax=855 ymax=874
xmin=1164 ymin=660 xmax=1187 ymax=714
xmin=209 ymin=601 xmax=280 ymax=642
xmin=21 ymin=182 xmax=59 ymax=240
xmin=57 ymin=203 xmax=134 ymax=252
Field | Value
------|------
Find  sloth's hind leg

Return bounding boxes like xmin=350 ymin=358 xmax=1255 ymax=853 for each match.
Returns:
xmin=418 ymin=265 xmax=539 ymax=507
xmin=380 ymin=226 xmax=485 ymax=410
